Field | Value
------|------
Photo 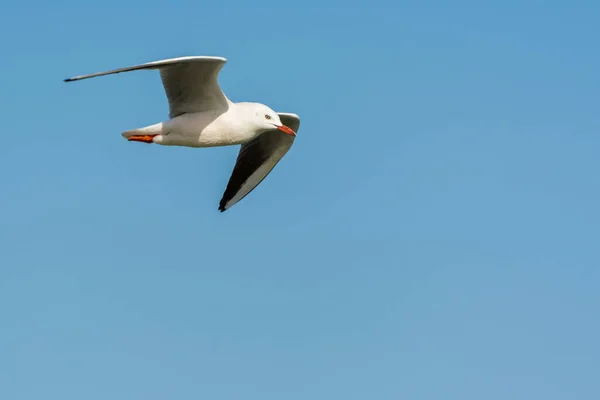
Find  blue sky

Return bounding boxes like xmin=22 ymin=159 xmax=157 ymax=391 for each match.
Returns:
xmin=1 ymin=1 xmax=599 ymax=399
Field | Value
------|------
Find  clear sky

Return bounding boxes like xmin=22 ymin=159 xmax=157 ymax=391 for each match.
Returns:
xmin=1 ymin=1 xmax=599 ymax=399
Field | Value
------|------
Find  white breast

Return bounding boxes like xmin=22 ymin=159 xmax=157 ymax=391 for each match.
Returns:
xmin=161 ymin=107 xmax=257 ymax=148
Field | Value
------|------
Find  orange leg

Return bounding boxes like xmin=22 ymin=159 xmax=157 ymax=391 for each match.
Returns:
xmin=128 ymin=135 xmax=157 ymax=144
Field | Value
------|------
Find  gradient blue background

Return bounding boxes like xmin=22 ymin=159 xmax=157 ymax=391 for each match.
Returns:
xmin=1 ymin=1 xmax=599 ymax=399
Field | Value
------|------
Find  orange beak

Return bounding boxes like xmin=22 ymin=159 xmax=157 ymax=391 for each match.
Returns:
xmin=275 ymin=124 xmax=296 ymax=136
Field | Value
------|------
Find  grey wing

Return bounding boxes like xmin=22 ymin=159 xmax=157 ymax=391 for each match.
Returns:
xmin=64 ymin=56 xmax=230 ymax=118
xmin=219 ymin=113 xmax=301 ymax=212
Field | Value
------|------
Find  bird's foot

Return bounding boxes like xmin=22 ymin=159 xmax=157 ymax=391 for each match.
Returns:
xmin=127 ymin=135 xmax=157 ymax=144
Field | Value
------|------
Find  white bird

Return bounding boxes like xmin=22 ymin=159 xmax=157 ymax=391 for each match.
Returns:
xmin=64 ymin=56 xmax=300 ymax=212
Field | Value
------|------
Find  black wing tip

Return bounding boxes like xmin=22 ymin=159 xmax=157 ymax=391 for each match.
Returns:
xmin=64 ymin=78 xmax=73 ymax=82
xmin=218 ymin=203 xmax=227 ymax=212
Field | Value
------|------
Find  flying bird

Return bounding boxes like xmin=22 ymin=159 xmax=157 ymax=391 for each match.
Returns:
xmin=64 ymin=56 xmax=300 ymax=212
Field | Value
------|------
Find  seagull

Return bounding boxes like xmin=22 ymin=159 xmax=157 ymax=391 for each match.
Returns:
xmin=64 ymin=56 xmax=300 ymax=212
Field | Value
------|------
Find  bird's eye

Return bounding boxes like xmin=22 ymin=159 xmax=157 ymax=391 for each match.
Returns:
xmin=265 ymin=114 xmax=271 ymax=120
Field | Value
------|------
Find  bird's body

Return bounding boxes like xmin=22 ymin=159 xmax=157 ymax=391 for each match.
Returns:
xmin=124 ymin=103 xmax=260 ymax=147
xmin=64 ymin=56 xmax=300 ymax=212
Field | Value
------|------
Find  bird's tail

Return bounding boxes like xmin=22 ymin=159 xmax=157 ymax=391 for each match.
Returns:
xmin=121 ymin=122 xmax=164 ymax=139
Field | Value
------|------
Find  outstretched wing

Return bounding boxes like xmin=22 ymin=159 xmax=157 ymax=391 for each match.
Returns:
xmin=64 ymin=56 xmax=230 ymax=118
xmin=219 ymin=113 xmax=301 ymax=212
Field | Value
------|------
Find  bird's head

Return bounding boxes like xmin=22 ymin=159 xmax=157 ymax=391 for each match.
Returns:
xmin=249 ymin=103 xmax=296 ymax=136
